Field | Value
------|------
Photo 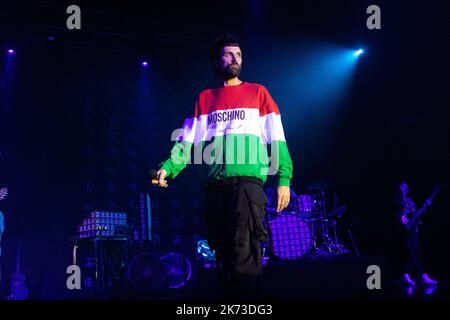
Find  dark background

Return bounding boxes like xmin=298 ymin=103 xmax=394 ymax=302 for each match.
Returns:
xmin=0 ymin=0 xmax=449 ymax=299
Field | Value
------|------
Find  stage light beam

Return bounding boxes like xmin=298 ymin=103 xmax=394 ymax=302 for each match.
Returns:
xmin=7 ymin=49 xmax=15 ymax=54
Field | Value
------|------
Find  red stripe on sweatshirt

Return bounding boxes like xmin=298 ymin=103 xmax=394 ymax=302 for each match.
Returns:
xmin=188 ymin=82 xmax=281 ymax=118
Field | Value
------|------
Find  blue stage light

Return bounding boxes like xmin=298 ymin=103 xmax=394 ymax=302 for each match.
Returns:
xmin=353 ymin=49 xmax=364 ymax=57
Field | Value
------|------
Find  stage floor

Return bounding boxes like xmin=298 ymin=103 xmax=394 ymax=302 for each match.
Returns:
xmin=123 ymin=255 xmax=448 ymax=301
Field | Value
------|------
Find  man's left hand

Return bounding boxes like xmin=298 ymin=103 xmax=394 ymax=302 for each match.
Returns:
xmin=277 ymin=186 xmax=291 ymax=212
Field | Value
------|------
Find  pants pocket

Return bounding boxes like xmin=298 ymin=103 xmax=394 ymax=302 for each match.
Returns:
xmin=245 ymin=187 xmax=268 ymax=242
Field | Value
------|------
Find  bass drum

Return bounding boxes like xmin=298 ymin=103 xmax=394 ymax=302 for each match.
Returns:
xmin=267 ymin=213 xmax=313 ymax=260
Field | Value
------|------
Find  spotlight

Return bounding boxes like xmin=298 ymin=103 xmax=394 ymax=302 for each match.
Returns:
xmin=141 ymin=61 xmax=149 ymax=67
xmin=353 ymin=49 xmax=364 ymax=57
xmin=7 ymin=49 xmax=15 ymax=54
xmin=48 ymin=36 xmax=55 ymax=41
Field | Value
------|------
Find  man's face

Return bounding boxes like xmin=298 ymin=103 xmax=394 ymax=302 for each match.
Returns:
xmin=216 ymin=45 xmax=242 ymax=79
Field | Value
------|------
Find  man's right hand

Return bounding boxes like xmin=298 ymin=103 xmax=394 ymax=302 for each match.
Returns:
xmin=156 ymin=169 xmax=168 ymax=187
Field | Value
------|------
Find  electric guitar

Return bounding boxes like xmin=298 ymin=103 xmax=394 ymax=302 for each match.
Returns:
xmin=8 ymin=244 xmax=28 ymax=300
xmin=405 ymin=185 xmax=441 ymax=231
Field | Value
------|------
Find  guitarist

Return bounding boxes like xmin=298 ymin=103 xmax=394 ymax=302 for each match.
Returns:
xmin=0 ymin=188 xmax=8 ymax=284
xmin=395 ymin=182 xmax=438 ymax=286
xmin=0 ymin=188 xmax=7 ymax=288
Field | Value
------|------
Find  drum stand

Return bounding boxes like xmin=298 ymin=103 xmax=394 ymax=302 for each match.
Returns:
xmin=318 ymin=189 xmax=333 ymax=256
xmin=307 ymin=219 xmax=328 ymax=259
xmin=313 ymin=189 xmax=351 ymax=257
xmin=292 ymin=195 xmax=324 ymax=259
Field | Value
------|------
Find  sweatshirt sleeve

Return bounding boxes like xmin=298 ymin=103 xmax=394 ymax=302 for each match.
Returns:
xmin=160 ymin=99 xmax=199 ymax=179
xmin=259 ymin=86 xmax=293 ymax=186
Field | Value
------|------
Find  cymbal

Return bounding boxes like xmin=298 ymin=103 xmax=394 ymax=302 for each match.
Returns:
xmin=306 ymin=180 xmax=336 ymax=190
xmin=328 ymin=206 xmax=346 ymax=218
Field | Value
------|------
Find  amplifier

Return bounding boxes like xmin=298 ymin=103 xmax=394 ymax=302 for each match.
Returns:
xmin=78 ymin=211 xmax=128 ymax=240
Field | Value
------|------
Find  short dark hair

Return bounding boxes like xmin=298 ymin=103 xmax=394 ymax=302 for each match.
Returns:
xmin=209 ymin=33 xmax=240 ymax=66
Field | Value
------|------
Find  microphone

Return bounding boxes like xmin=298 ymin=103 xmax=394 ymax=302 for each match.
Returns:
xmin=148 ymin=169 xmax=168 ymax=188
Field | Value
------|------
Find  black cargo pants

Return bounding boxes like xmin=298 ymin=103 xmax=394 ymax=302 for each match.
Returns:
xmin=204 ymin=176 xmax=268 ymax=299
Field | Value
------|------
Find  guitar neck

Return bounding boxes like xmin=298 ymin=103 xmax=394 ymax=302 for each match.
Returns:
xmin=409 ymin=207 xmax=425 ymax=229
xmin=408 ymin=186 xmax=441 ymax=229
xmin=0 ymin=188 xmax=7 ymax=201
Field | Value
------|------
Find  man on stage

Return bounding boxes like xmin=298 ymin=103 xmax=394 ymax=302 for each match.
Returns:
xmin=395 ymin=182 xmax=438 ymax=286
xmin=155 ymin=34 xmax=293 ymax=299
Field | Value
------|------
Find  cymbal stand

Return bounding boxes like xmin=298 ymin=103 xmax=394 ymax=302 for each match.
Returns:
xmin=318 ymin=188 xmax=333 ymax=253
xmin=328 ymin=192 xmax=351 ymax=255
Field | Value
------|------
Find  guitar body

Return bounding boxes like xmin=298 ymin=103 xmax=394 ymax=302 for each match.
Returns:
xmin=405 ymin=207 xmax=425 ymax=232
xmin=8 ymin=244 xmax=28 ymax=300
xmin=405 ymin=218 xmax=420 ymax=232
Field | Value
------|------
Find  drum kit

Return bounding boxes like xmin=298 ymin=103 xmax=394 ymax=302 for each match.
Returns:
xmin=263 ymin=180 xmax=352 ymax=261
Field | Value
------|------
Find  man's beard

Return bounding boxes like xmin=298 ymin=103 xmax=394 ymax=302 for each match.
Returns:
xmin=220 ymin=63 xmax=241 ymax=80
